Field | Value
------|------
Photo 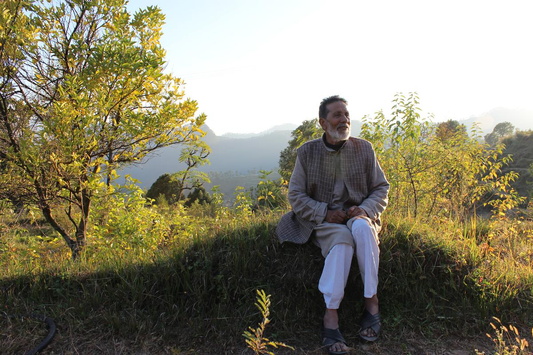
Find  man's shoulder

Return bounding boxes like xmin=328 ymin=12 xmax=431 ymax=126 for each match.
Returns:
xmin=297 ymin=137 xmax=323 ymax=153
xmin=348 ymin=136 xmax=373 ymax=147
xmin=346 ymin=136 xmax=376 ymax=152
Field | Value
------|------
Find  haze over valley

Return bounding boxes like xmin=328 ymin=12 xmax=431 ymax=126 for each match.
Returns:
xmin=121 ymin=107 xmax=533 ymax=196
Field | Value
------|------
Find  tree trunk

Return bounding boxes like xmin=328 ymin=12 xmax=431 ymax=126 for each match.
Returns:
xmin=41 ymin=205 xmax=79 ymax=258
xmin=73 ymin=187 xmax=92 ymax=260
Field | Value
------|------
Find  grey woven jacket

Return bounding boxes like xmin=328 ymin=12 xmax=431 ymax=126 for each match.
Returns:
xmin=276 ymin=136 xmax=389 ymax=244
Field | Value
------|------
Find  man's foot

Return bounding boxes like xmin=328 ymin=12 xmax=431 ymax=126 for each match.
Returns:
xmin=360 ymin=295 xmax=380 ymax=341
xmin=323 ymin=309 xmax=348 ymax=354
xmin=359 ymin=310 xmax=381 ymax=342
xmin=322 ymin=327 xmax=348 ymax=354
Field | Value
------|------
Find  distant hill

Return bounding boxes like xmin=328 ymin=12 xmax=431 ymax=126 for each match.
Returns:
xmin=205 ymin=128 xmax=291 ymax=173
xmin=458 ymin=107 xmax=533 ymax=135
xmin=501 ymin=131 xmax=533 ymax=201
xmin=120 ymin=107 xmax=533 ymax=191
xmin=120 ymin=125 xmax=293 ymax=189
xmin=221 ymin=123 xmax=298 ymax=139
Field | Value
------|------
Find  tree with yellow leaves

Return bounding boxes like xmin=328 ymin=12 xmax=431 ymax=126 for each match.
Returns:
xmin=0 ymin=0 xmax=205 ymax=259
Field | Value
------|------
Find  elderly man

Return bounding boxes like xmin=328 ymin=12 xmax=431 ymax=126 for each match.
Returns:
xmin=276 ymin=95 xmax=389 ymax=354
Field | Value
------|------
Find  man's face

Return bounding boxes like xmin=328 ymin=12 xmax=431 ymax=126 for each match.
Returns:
xmin=319 ymin=100 xmax=351 ymax=144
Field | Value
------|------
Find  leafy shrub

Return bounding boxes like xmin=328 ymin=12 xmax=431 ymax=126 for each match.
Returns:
xmin=88 ymin=182 xmax=193 ymax=261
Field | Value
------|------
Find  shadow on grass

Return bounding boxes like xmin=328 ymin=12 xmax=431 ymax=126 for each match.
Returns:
xmin=1 ymin=215 xmax=531 ymax=353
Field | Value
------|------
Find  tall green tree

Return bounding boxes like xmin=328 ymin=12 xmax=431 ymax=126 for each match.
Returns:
xmin=278 ymin=118 xmax=321 ymax=181
xmin=499 ymin=130 xmax=533 ymax=203
xmin=528 ymin=163 xmax=533 ymax=201
xmin=173 ymin=139 xmax=211 ymax=202
xmin=0 ymin=0 xmax=205 ymax=258
xmin=146 ymin=173 xmax=182 ymax=206
xmin=361 ymin=93 xmax=522 ymax=220
xmin=435 ymin=119 xmax=467 ymax=142
xmin=361 ymin=93 xmax=434 ymax=217
xmin=184 ymin=186 xmax=212 ymax=207
xmin=0 ymin=0 xmax=36 ymax=208
xmin=485 ymin=121 xmax=515 ymax=147
xmin=252 ymin=170 xmax=288 ymax=210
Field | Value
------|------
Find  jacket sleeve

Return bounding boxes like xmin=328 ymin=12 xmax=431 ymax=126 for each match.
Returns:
xmin=359 ymin=149 xmax=389 ymax=220
xmin=288 ymin=156 xmax=328 ymax=224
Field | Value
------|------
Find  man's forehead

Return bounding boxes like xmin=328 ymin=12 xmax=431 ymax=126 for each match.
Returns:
xmin=327 ymin=101 xmax=348 ymax=111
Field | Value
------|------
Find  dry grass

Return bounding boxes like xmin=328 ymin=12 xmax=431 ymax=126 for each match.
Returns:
xmin=1 ymin=207 xmax=532 ymax=354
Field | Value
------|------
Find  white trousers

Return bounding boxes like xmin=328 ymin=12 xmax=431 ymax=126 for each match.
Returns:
xmin=318 ymin=218 xmax=380 ymax=309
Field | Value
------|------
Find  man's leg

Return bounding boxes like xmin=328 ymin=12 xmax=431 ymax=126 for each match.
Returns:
xmin=351 ymin=219 xmax=380 ymax=338
xmin=319 ymin=243 xmax=354 ymax=309
xmin=319 ymin=244 xmax=353 ymax=352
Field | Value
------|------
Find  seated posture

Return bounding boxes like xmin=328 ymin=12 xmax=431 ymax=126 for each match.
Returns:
xmin=276 ymin=95 xmax=389 ymax=354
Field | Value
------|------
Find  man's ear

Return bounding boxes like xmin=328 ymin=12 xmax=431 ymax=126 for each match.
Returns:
xmin=319 ymin=118 xmax=327 ymax=131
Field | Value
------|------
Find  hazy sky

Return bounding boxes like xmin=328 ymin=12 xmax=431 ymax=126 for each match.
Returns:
xmin=127 ymin=0 xmax=533 ymax=135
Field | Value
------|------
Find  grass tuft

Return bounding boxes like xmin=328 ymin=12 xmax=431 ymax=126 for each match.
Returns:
xmin=243 ymin=289 xmax=294 ymax=354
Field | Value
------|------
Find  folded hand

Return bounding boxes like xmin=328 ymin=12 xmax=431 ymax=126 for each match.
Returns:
xmin=347 ymin=205 xmax=368 ymax=219
xmin=325 ymin=209 xmax=348 ymax=224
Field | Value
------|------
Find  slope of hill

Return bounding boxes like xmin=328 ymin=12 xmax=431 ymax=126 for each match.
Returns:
xmin=221 ymin=123 xmax=298 ymax=139
xmin=459 ymin=107 xmax=533 ymax=134
xmin=120 ymin=107 xmax=533 ymax=191
xmin=120 ymin=125 xmax=292 ymax=188
xmin=501 ymin=130 xmax=533 ymax=200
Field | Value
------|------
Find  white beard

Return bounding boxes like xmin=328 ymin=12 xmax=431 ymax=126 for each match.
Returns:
xmin=326 ymin=121 xmax=351 ymax=142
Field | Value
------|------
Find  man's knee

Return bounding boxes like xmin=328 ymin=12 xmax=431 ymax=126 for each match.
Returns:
xmin=328 ymin=243 xmax=354 ymax=256
xmin=351 ymin=218 xmax=372 ymax=235
xmin=351 ymin=219 xmax=378 ymax=246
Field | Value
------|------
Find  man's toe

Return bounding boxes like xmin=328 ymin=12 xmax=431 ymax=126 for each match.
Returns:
xmin=331 ymin=341 xmax=347 ymax=352
xmin=361 ymin=328 xmax=376 ymax=337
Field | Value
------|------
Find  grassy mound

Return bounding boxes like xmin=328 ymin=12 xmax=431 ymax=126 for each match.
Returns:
xmin=1 ymin=211 xmax=532 ymax=353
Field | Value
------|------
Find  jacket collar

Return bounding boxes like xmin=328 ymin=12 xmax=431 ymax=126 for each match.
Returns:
xmin=321 ymin=133 xmax=350 ymax=152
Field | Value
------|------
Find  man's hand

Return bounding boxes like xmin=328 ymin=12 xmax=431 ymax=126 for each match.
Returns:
xmin=325 ymin=209 xmax=348 ymax=224
xmin=347 ymin=205 xmax=368 ymax=219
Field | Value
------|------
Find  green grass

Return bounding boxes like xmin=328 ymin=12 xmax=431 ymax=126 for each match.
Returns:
xmin=1 ymin=208 xmax=532 ymax=353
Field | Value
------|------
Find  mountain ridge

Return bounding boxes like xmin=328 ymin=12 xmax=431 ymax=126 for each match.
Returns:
xmin=120 ymin=107 xmax=533 ymax=189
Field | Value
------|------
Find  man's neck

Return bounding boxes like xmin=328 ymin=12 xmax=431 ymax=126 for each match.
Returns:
xmin=322 ymin=134 xmax=346 ymax=151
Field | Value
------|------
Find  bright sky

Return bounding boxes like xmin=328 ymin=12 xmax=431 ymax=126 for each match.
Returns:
xmin=127 ymin=0 xmax=533 ymax=136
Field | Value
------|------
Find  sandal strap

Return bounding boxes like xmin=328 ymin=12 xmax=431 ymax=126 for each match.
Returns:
xmin=322 ymin=327 xmax=347 ymax=345
xmin=360 ymin=310 xmax=381 ymax=340
xmin=360 ymin=310 xmax=381 ymax=329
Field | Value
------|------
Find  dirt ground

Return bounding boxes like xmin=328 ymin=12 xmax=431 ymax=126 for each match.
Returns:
xmin=4 ymin=313 xmax=528 ymax=355
xmin=8 ymin=328 xmax=499 ymax=355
